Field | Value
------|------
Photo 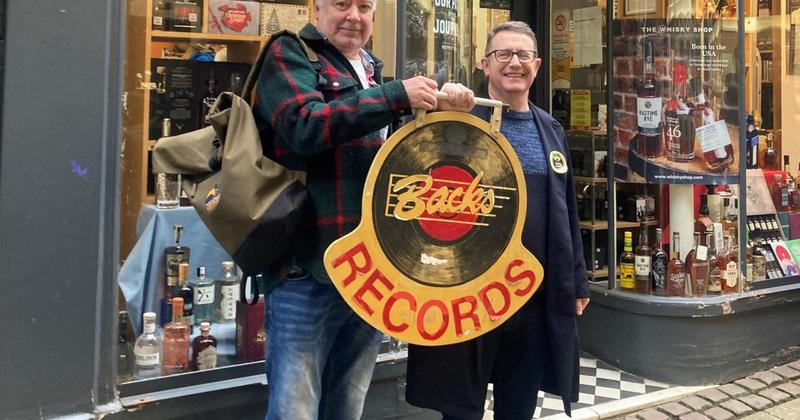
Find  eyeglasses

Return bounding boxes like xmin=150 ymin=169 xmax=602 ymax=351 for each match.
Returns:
xmin=486 ymin=49 xmax=538 ymax=63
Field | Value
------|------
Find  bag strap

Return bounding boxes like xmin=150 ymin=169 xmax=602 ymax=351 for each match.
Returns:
xmin=242 ymin=29 xmax=320 ymax=106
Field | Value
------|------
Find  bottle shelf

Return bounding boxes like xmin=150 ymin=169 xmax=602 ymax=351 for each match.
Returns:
xmin=587 ymin=267 xmax=609 ymax=279
xmin=567 ymin=128 xmax=608 ymax=136
xmin=151 ymin=30 xmax=263 ymax=43
xmin=575 ymin=176 xmax=607 ymax=184
xmin=580 ymin=219 xmax=659 ymax=231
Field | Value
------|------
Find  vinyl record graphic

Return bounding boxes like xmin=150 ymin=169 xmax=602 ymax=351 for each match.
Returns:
xmin=324 ymin=110 xmax=544 ymax=346
xmin=372 ymin=121 xmax=518 ymax=287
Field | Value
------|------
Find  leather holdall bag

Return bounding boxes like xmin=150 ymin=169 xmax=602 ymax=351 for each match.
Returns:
xmin=152 ymin=31 xmax=318 ymax=301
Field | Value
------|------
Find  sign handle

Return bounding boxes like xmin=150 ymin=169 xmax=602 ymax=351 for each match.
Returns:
xmin=434 ymin=92 xmax=505 ymax=136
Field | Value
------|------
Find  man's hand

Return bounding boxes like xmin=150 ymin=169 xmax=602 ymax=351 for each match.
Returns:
xmin=576 ymin=298 xmax=590 ymax=316
xmin=437 ymin=82 xmax=476 ymax=112
xmin=402 ymin=76 xmax=439 ymax=110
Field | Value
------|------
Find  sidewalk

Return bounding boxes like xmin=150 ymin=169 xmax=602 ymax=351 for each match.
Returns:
xmin=608 ymin=359 xmax=800 ymax=420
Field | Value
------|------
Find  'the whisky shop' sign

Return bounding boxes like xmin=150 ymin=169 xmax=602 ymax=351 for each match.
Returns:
xmin=324 ymin=110 xmax=543 ymax=346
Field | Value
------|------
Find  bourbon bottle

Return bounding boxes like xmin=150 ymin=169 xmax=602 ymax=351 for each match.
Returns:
xmin=667 ymin=232 xmax=687 ymax=297
xmin=721 ymin=231 xmax=739 ymax=293
xmin=693 ymin=88 xmax=733 ymax=171
xmin=636 ymin=40 xmax=662 ymax=158
xmin=689 ymin=232 xmax=709 ymax=296
xmin=665 ymin=65 xmax=695 ymax=162
xmin=706 ymin=231 xmax=722 ymax=295
xmin=619 ymin=231 xmax=636 ymax=292
xmin=634 ymin=226 xmax=651 ymax=294
xmin=651 ymin=228 xmax=668 ymax=296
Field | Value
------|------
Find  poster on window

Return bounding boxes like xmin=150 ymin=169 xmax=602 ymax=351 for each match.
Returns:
xmin=612 ymin=19 xmax=740 ymax=184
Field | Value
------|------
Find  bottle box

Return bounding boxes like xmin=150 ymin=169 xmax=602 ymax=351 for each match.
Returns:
xmin=235 ymin=297 xmax=265 ymax=363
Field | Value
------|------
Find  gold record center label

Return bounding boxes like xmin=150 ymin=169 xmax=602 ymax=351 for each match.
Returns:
xmin=324 ymin=112 xmax=544 ymax=346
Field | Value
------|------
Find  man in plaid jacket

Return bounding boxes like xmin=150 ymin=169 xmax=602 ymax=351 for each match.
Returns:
xmin=253 ymin=1 xmax=474 ymax=419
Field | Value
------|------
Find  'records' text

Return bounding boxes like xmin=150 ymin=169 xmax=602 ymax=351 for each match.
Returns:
xmin=329 ymin=242 xmax=539 ymax=341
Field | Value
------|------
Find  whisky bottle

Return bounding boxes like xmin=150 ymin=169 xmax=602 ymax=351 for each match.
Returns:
xmin=651 ymin=228 xmax=668 ymax=296
xmin=178 ymin=263 xmax=194 ymax=332
xmin=764 ymin=133 xmax=779 ymax=170
xmin=165 ymin=225 xmax=190 ymax=297
xmin=190 ymin=266 xmax=214 ymax=325
xmin=134 ymin=312 xmax=161 ymax=379
xmin=216 ymin=261 xmax=241 ymax=323
xmin=695 ymin=194 xmax=714 ymax=236
xmin=636 ymin=40 xmax=662 ymax=158
xmin=707 ymin=231 xmax=722 ymax=295
xmin=665 ymin=69 xmax=695 ymax=162
xmin=771 ymin=174 xmax=789 ymax=212
xmin=706 ymin=185 xmax=722 ymax=223
xmin=199 ymin=74 xmax=217 ymax=127
xmin=693 ymin=88 xmax=734 ymax=171
xmin=229 ymin=72 xmax=244 ymax=96
xmin=722 ymin=198 xmax=739 ymax=242
xmin=116 ymin=310 xmax=135 ymax=383
xmin=745 ymin=114 xmax=759 ymax=169
xmin=722 ymin=231 xmax=739 ymax=293
xmin=784 ymin=156 xmax=797 ymax=210
xmin=688 ymin=232 xmax=709 ymax=296
xmin=162 ymin=297 xmax=191 ymax=375
xmin=192 ymin=322 xmax=218 ymax=371
xmin=619 ymin=231 xmax=636 ymax=292
xmin=634 ymin=226 xmax=651 ymax=294
xmin=667 ymin=232 xmax=687 ymax=297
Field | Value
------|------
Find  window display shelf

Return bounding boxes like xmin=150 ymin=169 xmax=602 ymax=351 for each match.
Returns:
xmin=587 ymin=267 xmax=609 ymax=278
xmin=580 ymin=219 xmax=659 ymax=231
xmin=575 ymin=176 xmax=607 ymax=184
xmin=151 ymin=30 xmax=263 ymax=43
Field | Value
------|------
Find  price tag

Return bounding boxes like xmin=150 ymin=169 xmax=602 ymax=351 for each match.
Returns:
xmin=713 ymin=222 xmax=724 ymax=251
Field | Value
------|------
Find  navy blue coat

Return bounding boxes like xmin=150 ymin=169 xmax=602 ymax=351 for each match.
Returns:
xmin=406 ymin=102 xmax=590 ymax=416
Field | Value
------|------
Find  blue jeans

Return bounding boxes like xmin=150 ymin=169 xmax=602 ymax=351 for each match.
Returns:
xmin=264 ymin=274 xmax=383 ymax=420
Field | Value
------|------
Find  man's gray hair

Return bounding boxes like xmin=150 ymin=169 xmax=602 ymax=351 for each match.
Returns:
xmin=485 ymin=21 xmax=538 ymax=55
xmin=315 ymin=0 xmax=377 ymax=8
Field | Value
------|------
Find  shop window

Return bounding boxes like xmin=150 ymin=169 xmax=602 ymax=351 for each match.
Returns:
xmin=116 ymin=0 xmax=515 ymax=396
xmin=553 ymin=0 xmax=800 ymax=297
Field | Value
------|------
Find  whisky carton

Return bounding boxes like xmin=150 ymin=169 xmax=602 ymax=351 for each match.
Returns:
xmin=208 ymin=0 xmax=261 ymax=35
xmin=235 ymin=298 xmax=266 ymax=363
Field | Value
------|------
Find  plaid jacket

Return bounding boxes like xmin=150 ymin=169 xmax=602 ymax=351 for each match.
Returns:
xmin=253 ymin=24 xmax=411 ymax=285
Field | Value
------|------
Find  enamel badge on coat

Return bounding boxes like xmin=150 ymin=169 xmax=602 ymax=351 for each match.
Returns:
xmin=324 ymin=111 xmax=544 ymax=346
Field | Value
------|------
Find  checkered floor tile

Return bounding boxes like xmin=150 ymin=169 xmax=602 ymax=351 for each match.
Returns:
xmin=483 ymin=353 xmax=672 ymax=419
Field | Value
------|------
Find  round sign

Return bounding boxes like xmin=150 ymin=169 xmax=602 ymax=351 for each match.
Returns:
xmin=324 ymin=111 xmax=544 ymax=346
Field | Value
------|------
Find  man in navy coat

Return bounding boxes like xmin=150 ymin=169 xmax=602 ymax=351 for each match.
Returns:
xmin=406 ymin=21 xmax=591 ymax=420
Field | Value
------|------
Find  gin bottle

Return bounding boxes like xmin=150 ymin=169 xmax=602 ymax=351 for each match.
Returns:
xmin=162 ymin=297 xmax=191 ymax=375
xmin=216 ymin=261 xmax=240 ymax=324
xmin=190 ymin=266 xmax=215 ymax=325
xmin=134 ymin=312 xmax=161 ymax=379
xmin=117 ymin=311 xmax=135 ymax=383
xmin=192 ymin=322 xmax=218 ymax=371
xmin=164 ymin=225 xmax=190 ymax=297
xmin=178 ymin=263 xmax=194 ymax=332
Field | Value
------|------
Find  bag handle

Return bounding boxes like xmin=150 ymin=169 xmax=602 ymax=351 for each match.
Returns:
xmin=242 ymin=30 xmax=319 ymax=106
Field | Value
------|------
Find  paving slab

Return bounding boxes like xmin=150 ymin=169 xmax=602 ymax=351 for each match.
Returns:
xmin=750 ymin=371 xmax=785 ymax=386
xmin=678 ymin=413 xmax=711 ymax=420
xmin=736 ymin=378 xmax=769 ymax=392
xmin=770 ymin=365 xmax=800 ymax=380
xmin=739 ymin=394 xmax=773 ymax=410
xmin=656 ymin=401 xmax=691 ymax=417
xmin=680 ymin=395 xmax=713 ymax=411
xmin=758 ymin=388 xmax=791 ymax=404
xmin=635 ymin=408 xmax=669 ymax=420
xmin=696 ymin=388 xmax=730 ymax=404
xmin=718 ymin=383 xmax=748 ymax=397
xmin=740 ymin=412 xmax=781 ymax=420
xmin=704 ymin=407 xmax=735 ymax=420
xmin=720 ymin=398 xmax=754 ymax=416
xmin=765 ymin=397 xmax=800 ymax=419
xmin=776 ymin=382 xmax=800 ymax=397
